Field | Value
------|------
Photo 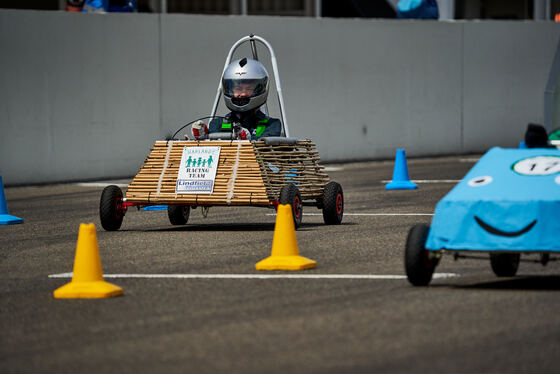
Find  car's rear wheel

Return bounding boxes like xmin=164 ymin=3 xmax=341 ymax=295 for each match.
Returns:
xmin=168 ymin=205 xmax=190 ymax=225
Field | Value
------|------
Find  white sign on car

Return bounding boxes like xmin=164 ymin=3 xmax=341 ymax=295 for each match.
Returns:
xmin=176 ymin=146 xmax=221 ymax=194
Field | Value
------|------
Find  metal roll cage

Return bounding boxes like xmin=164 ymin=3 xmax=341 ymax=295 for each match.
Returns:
xmin=209 ymin=34 xmax=290 ymax=137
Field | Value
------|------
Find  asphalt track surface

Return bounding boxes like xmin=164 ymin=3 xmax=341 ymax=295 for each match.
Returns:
xmin=2 ymin=155 xmax=559 ymax=373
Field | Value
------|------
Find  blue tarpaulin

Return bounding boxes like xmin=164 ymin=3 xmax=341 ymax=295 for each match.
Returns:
xmin=143 ymin=205 xmax=168 ymax=211
xmin=396 ymin=0 xmax=439 ymax=19
xmin=83 ymin=0 xmax=136 ymax=12
xmin=426 ymin=147 xmax=560 ymax=252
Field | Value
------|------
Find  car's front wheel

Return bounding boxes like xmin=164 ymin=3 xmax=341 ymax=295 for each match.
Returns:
xmin=279 ymin=183 xmax=302 ymax=229
xmin=99 ymin=185 xmax=125 ymax=231
xmin=405 ymin=224 xmax=439 ymax=286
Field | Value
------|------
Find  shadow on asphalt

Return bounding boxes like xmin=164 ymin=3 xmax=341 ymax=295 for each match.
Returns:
xmin=453 ymin=275 xmax=560 ymax=291
xmin=121 ymin=221 xmax=357 ymax=233
xmin=134 ymin=222 xmax=323 ymax=232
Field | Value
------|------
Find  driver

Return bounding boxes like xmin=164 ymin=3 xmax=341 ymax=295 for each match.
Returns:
xmin=191 ymin=58 xmax=282 ymax=140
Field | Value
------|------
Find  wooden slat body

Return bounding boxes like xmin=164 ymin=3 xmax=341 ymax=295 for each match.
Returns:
xmin=253 ymin=140 xmax=330 ymax=201
xmin=125 ymin=139 xmax=329 ymax=206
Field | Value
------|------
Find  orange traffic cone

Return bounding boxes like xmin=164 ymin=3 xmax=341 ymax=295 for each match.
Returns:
xmin=255 ymin=204 xmax=316 ymax=270
xmin=54 ymin=223 xmax=123 ymax=298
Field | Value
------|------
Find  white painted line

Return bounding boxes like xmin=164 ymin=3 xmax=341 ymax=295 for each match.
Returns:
xmin=460 ymin=158 xmax=480 ymax=162
xmin=76 ymin=182 xmax=129 ymax=188
xmin=50 ymin=272 xmax=75 ymax=278
xmin=309 ymin=213 xmax=433 ymax=216
xmin=382 ymin=179 xmax=461 ymax=184
xmin=49 ymin=273 xmax=457 ymax=280
xmin=324 ymin=166 xmax=343 ymax=172
xmin=266 ymin=213 xmax=433 ymax=216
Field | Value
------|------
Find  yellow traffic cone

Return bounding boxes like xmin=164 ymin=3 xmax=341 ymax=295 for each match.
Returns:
xmin=255 ymin=204 xmax=316 ymax=270
xmin=54 ymin=223 xmax=123 ymax=298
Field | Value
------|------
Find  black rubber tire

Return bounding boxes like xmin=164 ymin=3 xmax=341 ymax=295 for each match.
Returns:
xmin=99 ymin=185 xmax=124 ymax=231
xmin=490 ymin=253 xmax=520 ymax=277
xmin=279 ymin=183 xmax=303 ymax=229
xmin=167 ymin=205 xmax=190 ymax=225
xmin=322 ymin=181 xmax=343 ymax=225
xmin=404 ymin=224 xmax=438 ymax=286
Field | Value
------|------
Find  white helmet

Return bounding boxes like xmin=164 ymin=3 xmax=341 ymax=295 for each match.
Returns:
xmin=222 ymin=58 xmax=269 ymax=112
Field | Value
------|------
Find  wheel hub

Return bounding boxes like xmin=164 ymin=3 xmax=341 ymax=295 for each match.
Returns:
xmin=336 ymin=193 xmax=343 ymax=215
xmin=294 ymin=196 xmax=302 ymax=218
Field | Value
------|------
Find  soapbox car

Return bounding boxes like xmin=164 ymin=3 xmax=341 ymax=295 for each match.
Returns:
xmin=405 ymin=147 xmax=560 ymax=286
xmin=99 ymin=35 xmax=343 ymax=231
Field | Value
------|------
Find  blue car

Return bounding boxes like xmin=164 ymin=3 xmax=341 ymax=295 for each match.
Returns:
xmin=405 ymin=147 xmax=560 ymax=285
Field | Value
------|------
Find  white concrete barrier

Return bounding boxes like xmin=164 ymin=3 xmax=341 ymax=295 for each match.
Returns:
xmin=0 ymin=10 xmax=558 ymax=185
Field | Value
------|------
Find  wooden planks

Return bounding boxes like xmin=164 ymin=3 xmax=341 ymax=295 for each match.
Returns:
xmin=125 ymin=139 xmax=330 ymax=206
xmin=125 ymin=140 xmax=269 ymax=206
xmin=253 ymin=139 xmax=330 ymax=201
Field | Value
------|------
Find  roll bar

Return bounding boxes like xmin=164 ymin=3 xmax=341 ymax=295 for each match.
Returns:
xmin=210 ymin=34 xmax=290 ymax=137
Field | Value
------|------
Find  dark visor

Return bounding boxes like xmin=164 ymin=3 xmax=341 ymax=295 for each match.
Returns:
xmin=223 ymin=78 xmax=267 ymax=98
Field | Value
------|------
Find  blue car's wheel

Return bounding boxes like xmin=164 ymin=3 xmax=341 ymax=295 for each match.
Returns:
xmin=490 ymin=253 xmax=520 ymax=277
xmin=405 ymin=224 xmax=438 ymax=286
